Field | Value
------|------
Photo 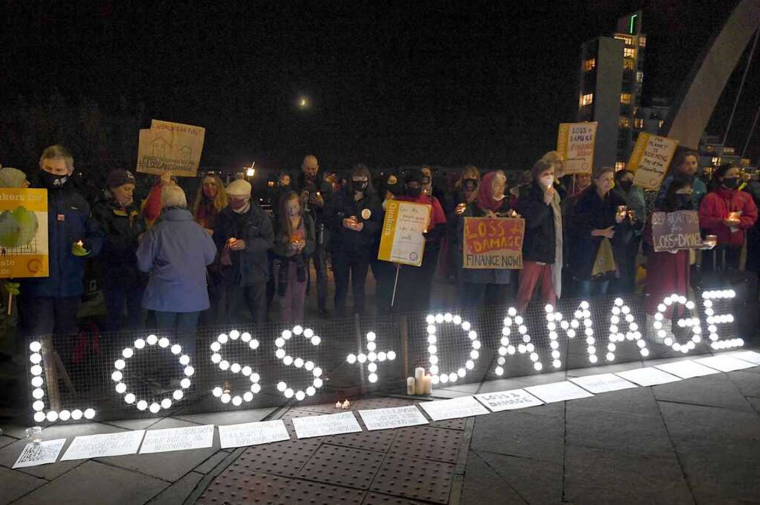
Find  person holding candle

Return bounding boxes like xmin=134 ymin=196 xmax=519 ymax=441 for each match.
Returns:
xmin=699 ymin=163 xmax=758 ymax=282
xmin=610 ymin=169 xmax=646 ymax=294
xmin=656 ymin=149 xmax=708 ymax=208
xmin=443 ymin=165 xmax=481 ymax=285
xmin=273 ymin=191 xmax=315 ymax=323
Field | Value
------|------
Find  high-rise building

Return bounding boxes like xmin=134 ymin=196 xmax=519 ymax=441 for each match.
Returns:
xmin=578 ymin=12 xmax=647 ymax=171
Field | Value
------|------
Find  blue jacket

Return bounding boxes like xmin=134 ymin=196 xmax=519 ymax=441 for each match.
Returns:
xmin=22 ymin=186 xmax=104 ymax=298
xmin=656 ymin=174 xmax=707 ymax=209
xmin=137 ymin=208 xmax=217 ymax=312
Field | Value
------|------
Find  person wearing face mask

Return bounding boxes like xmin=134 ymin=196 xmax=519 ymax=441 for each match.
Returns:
xmin=19 ymin=145 xmax=104 ymax=355
xmin=93 ymin=169 xmax=146 ymax=332
xmin=394 ymin=169 xmax=448 ymax=312
xmin=273 ymin=191 xmax=315 ymax=323
xmin=568 ymin=166 xmax=627 ymax=299
xmin=324 ymin=164 xmax=382 ymax=318
xmin=655 ymin=149 xmax=707 ymax=208
xmin=610 ymin=169 xmax=646 ymax=294
xmin=443 ymin=166 xmax=481 ymax=285
xmin=214 ymin=179 xmax=275 ymax=324
xmin=699 ymin=163 xmax=758 ymax=281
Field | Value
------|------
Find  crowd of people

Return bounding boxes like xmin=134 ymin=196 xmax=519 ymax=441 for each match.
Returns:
xmin=1 ymin=144 xmax=759 ymax=365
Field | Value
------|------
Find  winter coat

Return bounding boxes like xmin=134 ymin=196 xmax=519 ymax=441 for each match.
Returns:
xmin=21 ymin=186 xmax=104 ymax=298
xmin=516 ymin=181 xmax=558 ymax=265
xmin=656 ymin=174 xmax=707 ymax=209
xmin=456 ymin=199 xmax=513 ymax=285
xmin=325 ymin=189 xmax=382 ymax=252
xmin=273 ymin=214 xmax=316 ymax=260
xmin=698 ymin=187 xmax=758 ymax=248
xmin=92 ymin=198 xmax=146 ymax=289
xmin=136 ymin=208 xmax=217 ymax=312
xmin=213 ymin=203 xmax=275 ymax=286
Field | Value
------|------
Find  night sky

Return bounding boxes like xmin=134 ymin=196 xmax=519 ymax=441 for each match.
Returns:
xmin=1 ymin=0 xmax=757 ymax=173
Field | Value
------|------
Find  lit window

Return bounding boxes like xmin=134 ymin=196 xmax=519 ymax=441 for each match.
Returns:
xmin=619 ymin=117 xmax=631 ymax=128
xmin=723 ymin=147 xmax=735 ymax=155
xmin=584 ymin=59 xmax=596 ymax=71
xmin=705 ymin=145 xmax=714 ymax=153
xmin=620 ymin=93 xmax=632 ymax=105
xmin=624 ymin=47 xmax=636 ymax=58
xmin=580 ymin=94 xmax=594 ymax=107
xmin=615 ymin=162 xmax=626 ymax=171
xmin=639 ymin=36 xmax=647 ymax=47
xmin=636 ymin=71 xmax=644 ymax=83
xmin=634 ymin=118 xmax=644 ymax=129
xmin=615 ymin=35 xmax=633 ymax=46
xmin=711 ymin=157 xmax=721 ymax=166
xmin=624 ymin=58 xmax=635 ymax=70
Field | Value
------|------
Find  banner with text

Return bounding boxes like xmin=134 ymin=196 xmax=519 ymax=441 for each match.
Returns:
xmin=0 ymin=189 xmax=49 ymax=278
xmin=463 ymin=217 xmax=524 ymax=269
xmin=136 ymin=120 xmax=206 ymax=177
xmin=628 ymin=133 xmax=679 ymax=191
xmin=556 ymin=122 xmax=597 ymax=175
xmin=652 ymin=210 xmax=702 ymax=252
xmin=378 ymin=201 xmax=431 ymax=267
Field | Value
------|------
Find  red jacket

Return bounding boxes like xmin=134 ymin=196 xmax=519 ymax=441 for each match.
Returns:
xmin=698 ymin=187 xmax=758 ymax=247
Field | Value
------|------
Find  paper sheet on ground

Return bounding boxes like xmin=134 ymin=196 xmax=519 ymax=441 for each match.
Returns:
xmin=474 ymin=389 xmax=544 ymax=412
xmin=654 ymin=360 xmax=721 ymax=379
xmin=524 ymin=381 xmax=594 ymax=403
xmin=358 ymin=405 xmax=429 ymax=431
xmin=13 ymin=439 xmax=66 ymax=468
xmin=139 ymin=425 xmax=214 ymax=454
xmin=418 ymin=396 xmax=490 ymax=421
xmin=292 ymin=412 xmax=362 ymax=439
xmin=218 ymin=420 xmax=290 ymax=449
xmin=615 ymin=367 xmax=682 ymax=387
xmin=695 ymin=355 xmax=756 ymax=373
xmin=731 ymin=351 xmax=760 ymax=366
xmin=569 ymin=373 xmax=638 ymax=394
xmin=62 ymin=431 xmax=145 ymax=461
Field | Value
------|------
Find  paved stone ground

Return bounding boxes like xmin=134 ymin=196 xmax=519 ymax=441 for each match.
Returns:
xmin=2 ymin=351 xmax=759 ymax=505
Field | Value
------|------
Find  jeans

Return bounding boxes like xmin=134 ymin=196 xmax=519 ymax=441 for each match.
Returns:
xmin=19 ymin=295 xmax=80 ymax=344
xmin=333 ymin=247 xmax=370 ymax=318
xmin=276 ymin=260 xmax=308 ymax=323
xmin=155 ymin=311 xmax=200 ymax=361
xmin=575 ymin=279 xmax=610 ymax=299
xmin=222 ymin=282 xmax=268 ymax=325
xmin=103 ymin=284 xmax=145 ymax=332
xmin=459 ymin=283 xmax=510 ymax=308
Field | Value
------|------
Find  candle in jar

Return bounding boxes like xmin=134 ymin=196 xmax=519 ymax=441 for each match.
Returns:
xmin=407 ymin=377 xmax=416 ymax=395
xmin=76 ymin=240 xmax=84 ymax=247
xmin=335 ymin=401 xmax=342 ymax=409
xmin=423 ymin=375 xmax=433 ymax=395
xmin=342 ymin=400 xmax=350 ymax=409
xmin=414 ymin=367 xmax=425 ymax=395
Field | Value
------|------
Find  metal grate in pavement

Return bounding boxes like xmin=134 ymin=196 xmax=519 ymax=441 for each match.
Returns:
xmin=277 ymin=478 xmax=367 ymax=504
xmin=297 ymin=443 xmax=385 ymax=490
xmin=370 ymin=454 xmax=455 ymax=504
xmin=389 ymin=426 xmax=463 ymax=463
xmin=197 ymin=472 xmax=291 ymax=505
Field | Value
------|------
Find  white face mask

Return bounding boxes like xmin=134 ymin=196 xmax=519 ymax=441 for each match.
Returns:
xmin=540 ymin=175 xmax=554 ymax=189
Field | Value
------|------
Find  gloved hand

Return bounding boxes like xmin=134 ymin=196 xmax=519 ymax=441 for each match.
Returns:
xmin=72 ymin=241 xmax=89 ymax=257
xmin=2 ymin=281 xmax=20 ymax=296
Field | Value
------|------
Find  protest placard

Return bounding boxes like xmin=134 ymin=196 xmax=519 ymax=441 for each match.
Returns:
xmin=651 ymin=210 xmax=702 ymax=252
xmin=292 ymin=411 xmax=362 ymax=439
xmin=139 ymin=425 xmax=214 ymax=454
xmin=136 ymin=120 xmax=206 ymax=177
xmin=0 ymin=189 xmax=48 ymax=278
xmin=556 ymin=122 xmax=597 ymax=174
xmin=463 ymin=217 xmax=524 ymax=269
xmin=628 ymin=133 xmax=679 ymax=190
xmin=13 ymin=439 xmax=66 ymax=468
xmin=377 ymin=200 xmax=431 ymax=267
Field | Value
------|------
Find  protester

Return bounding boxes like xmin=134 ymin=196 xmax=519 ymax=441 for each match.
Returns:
xmin=297 ymin=155 xmax=332 ymax=316
xmin=18 ymin=145 xmax=104 ymax=349
xmin=443 ymin=165 xmax=480 ymax=283
xmin=192 ymin=173 xmax=227 ymax=324
xmin=273 ymin=191 xmax=315 ymax=323
xmin=93 ymin=169 xmax=146 ymax=332
xmin=569 ymin=166 xmax=627 ymax=298
xmin=569 ymin=171 xmax=591 ymax=197
xmin=373 ymin=173 xmax=404 ymax=314
xmin=611 ymin=169 xmax=645 ymax=294
xmin=743 ymin=172 xmax=760 ymax=274
xmin=541 ymin=151 xmax=569 ymax=200
xmin=421 ymin=165 xmax=434 ymax=197
xmin=325 ymin=163 xmax=382 ymax=318
xmin=395 ymin=169 xmax=447 ymax=312
xmin=456 ymin=171 xmax=514 ymax=306
xmin=699 ymin=163 xmax=758 ymax=279
xmin=142 ymin=171 xmax=178 ymax=227
xmin=214 ymin=179 xmax=275 ymax=324
xmin=656 ymin=149 xmax=707 ymax=208
xmin=508 ymin=170 xmax=533 ymax=209
xmin=516 ymin=160 xmax=562 ymax=310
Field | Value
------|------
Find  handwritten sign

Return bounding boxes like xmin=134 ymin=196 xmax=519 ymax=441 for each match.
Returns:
xmin=358 ymin=406 xmax=429 ymax=431
xmin=0 ymin=189 xmax=49 ymax=278
xmin=13 ymin=439 xmax=66 ymax=468
xmin=418 ymin=396 xmax=490 ymax=421
xmin=139 ymin=425 xmax=214 ymax=454
xmin=628 ymin=133 xmax=679 ymax=190
xmin=136 ymin=120 xmax=206 ymax=177
xmin=292 ymin=412 xmax=362 ymax=439
xmin=651 ymin=211 xmax=702 ymax=252
xmin=463 ymin=217 xmax=524 ymax=269
xmin=524 ymin=381 xmax=593 ymax=403
xmin=569 ymin=373 xmax=638 ymax=394
xmin=557 ymin=122 xmax=598 ymax=175
xmin=474 ymin=389 xmax=544 ymax=412
xmin=377 ymin=201 xmax=431 ymax=267
xmin=218 ymin=420 xmax=290 ymax=449
xmin=61 ymin=431 xmax=145 ymax=461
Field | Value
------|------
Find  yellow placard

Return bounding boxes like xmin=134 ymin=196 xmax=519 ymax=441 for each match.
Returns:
xmin=0 ymin=189 xmax=49 ymax=278
xmin=378 ymin=201 xmax=431 ymax=267
xmin=556 ymin=122 xmax=597 ymax=174
xmin=629 ymin=134 xmax=679 ymax=191
xmin=136 ymin=120 xmax=206 ymax=177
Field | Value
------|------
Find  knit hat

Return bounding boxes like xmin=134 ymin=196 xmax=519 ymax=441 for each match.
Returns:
xmin=0 ymin=167 xmax=28 ymax=188
xmin=531 ymin=159 xmax=553 ymax=180
xmin=226 ymin=179 xmax=252 ymax=196
xmin=105 ymin=169 xmax=136 ymax=188
xmin=593 ymin=166 xmax=615 ymax=180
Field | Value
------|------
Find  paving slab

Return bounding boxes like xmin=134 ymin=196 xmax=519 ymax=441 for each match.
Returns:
xmin=198 ymin=471 xmax=292 ymax=504
xmin=435 ymin=381 xmax=481 ymax=394
xmin=370 ymin=454 xmax=454 ymax=504
xmin=566 ymin=406 xmax=678 ymax=460
xmin=475 ymin=449 xmax=563 ymax=505
xmin=362 ymin=492 xmax=430 ymax=504
xmin=193 ymin=450 xmax=229 ymax=474
xmin=425 ymin=388 xmax=474 ymax=399
xmin=279 ymin=478 xmax=367 ymax=504
xmin=653 ymin=375 xmax=753 ymax=411
xmin=388 ymin=425 xmax=463 ymax=463
xmin=564 ymin=444 xmax=694 ymax=505
xmin=104 ymin=417 xmax=164 ymax=431
xmin=0 ymin=423 xmax=29 ymax=439
xmin=93 ymin=417 xmax=221 ymax=482
xmin=232 ymin=437 xmax=322 ymax=478
xmin=470 ymin=410 xmax=564 ymax=464
xmin=0 ymin=436 xmax=15 ymax=449
xmin=13 ymin=460 xmax=168 ymax=505
xmin=725 ymin=370 xmax=760 ymax=398
xmin=297 ymin=443 xmax=384 ymax=490
xmin=0 ymin=466 xmax=45 ymax=505
xmin=748 ymin=396 xmax=760 ymax=414
xmin=658 ymin=401 xmax=760 ymax=443
xmin=511 ymin=371 xmax=568 ymax=386
xmin=567 ymin=386 xmax=661 ymax=417
xmin=173 ymin=406 xmax=278 ymax=426
xmin=566 ymin=360 xmax=645 ymax=377
xmin=147 ymin=470 xmax=203 ymax=505
xmin=325 ymin=424 xmax=398 ymax=453
xmin=459 ymin=452 xmax=525 ymax=505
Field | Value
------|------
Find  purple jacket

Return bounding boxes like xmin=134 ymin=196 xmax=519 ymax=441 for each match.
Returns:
xmin=136 ymin=208 xmax=217 ymax=312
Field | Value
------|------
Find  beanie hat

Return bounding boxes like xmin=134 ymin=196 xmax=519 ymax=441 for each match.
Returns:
xmin=531 ymin=159 xmax=552 ymax=180
xmin=226 ymin=179 xmax=252 ymax=196
xmin=0 ymin=167 xmax=28 ymax=188
xmin=405 ymin=170 xmax=423 ymax=185
xmin=593 ymin=166 xmax=615 ymax=180
xmin=105 ymin=169 xmax=136 ymax=188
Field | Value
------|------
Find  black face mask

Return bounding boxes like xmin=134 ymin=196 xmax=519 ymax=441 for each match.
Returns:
xmin=722 ymin=178 xmax=739 ymax=189
xmin=674 ymin=194 xmax=692 ymax=209
xmin=353 ymin=181 xmax=368 ymax=192
xmin=407 ymin=187 xmax=422 ymax=198
xmin=619 ymin=180 xmax=633 ymax=192
xmin=40 ymin=171 xmax=69 ymax=189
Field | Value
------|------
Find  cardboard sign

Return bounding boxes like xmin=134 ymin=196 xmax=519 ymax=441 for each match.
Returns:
xmin=417 ymin=396 xmax=490 ymax=421
xmin=292 ymin=412 xmax=363 ymax=439
xmin=358 ymin=406 xmax=429 ymax=431
xmin=569 ymin=373 xmax=638 ymax=394
xmin=136 ymin=120 xmax=206 ymax=177
xmin=377 ymin=200 xmax=431 ymax=267
xmin=61 ymin=431 xmax=145 ymax=461
xmin=139 ymin=425 xmax=215 ymax=454
xmin=218 ymin=420 xmax=290 ymax=449
xmin=0 ymin=189 xmax=49 ymax=278
xmin=13 ymin=439 xmax=66 ymax=468
xmin=628 ymin=133 xmax=679 ymax=190
xmin=474 ymin=389 xmax=544 ymax=412
xmin=463 ymin=217 xmax=524 ymax=269
xmin=651 ymin=211 xmax=702 ymax=252
xmin=556 ymin=122 xmax=598 ymax=175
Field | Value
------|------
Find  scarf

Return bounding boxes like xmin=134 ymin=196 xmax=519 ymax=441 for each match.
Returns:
xmin=476 ymin=172 xmax=504 ymax=212
xmin=549 ymin=189 xmax=563 ymax=298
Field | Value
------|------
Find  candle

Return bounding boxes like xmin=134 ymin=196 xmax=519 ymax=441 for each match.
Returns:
xmin=76 ymin=240 xmax=84 ymax=247
xmin=342 ymin=400 xmax=350 ymax=409
xmin=407 ymin=377 xmax=416 ymax=395
xmin=423 ymin=375 xmax=433 ymax=395
xmin=335 ymin=401 xmax=342 ymax=409
xmin=415 ymin=367 xmax=425 ymax=395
